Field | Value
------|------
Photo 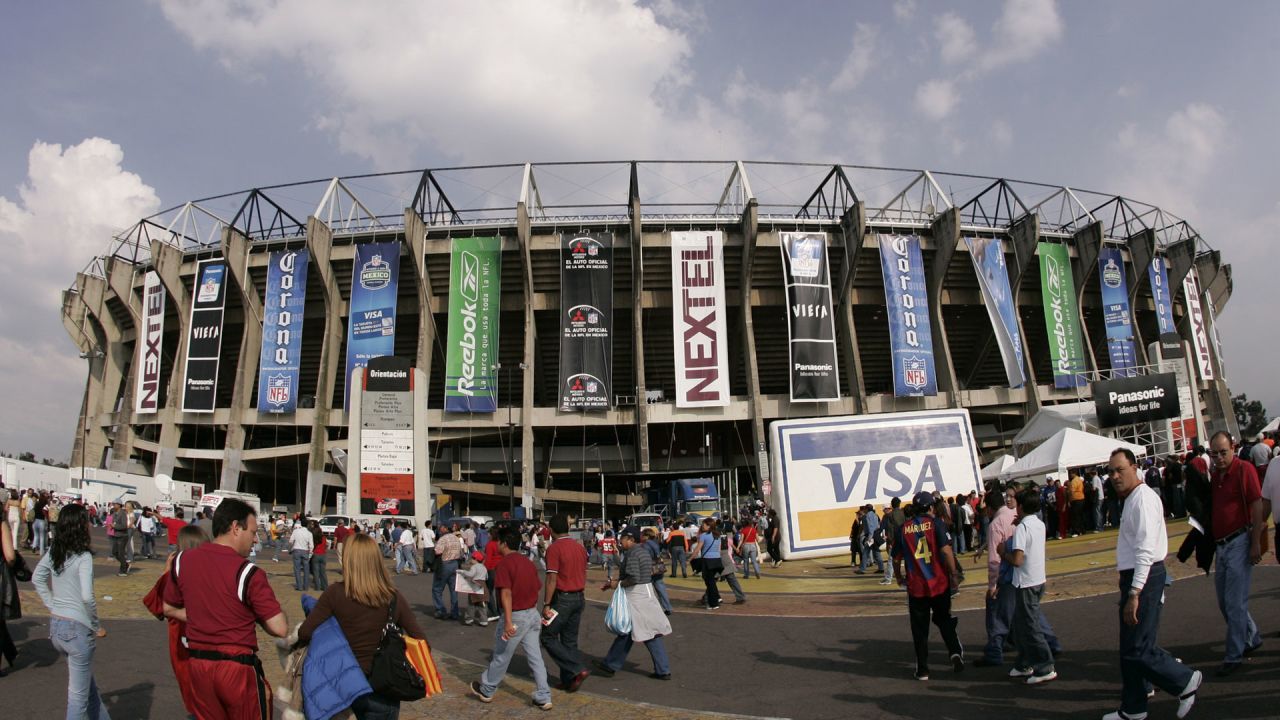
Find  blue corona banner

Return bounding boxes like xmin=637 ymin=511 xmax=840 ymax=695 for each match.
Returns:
xmin=257 ymin=249 xmax=309 ymax=413
xmin=878 ymin=235 xmax=937 ymax=396
xmin=1097 ymin=246 xmax=1137 ymax=376
xmin=345 ymin=241 xmax=401 ymax=409
xmin=1147 ymin=255 xmax=1176 ymax=336
xmin=964 ymin=237 xmax=1025 ymax=388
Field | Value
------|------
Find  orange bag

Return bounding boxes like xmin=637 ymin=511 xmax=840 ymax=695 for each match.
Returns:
xmin=403 ymin=636 xmax=443 ymax=697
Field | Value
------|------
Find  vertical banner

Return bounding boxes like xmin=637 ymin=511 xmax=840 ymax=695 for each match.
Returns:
xmin=257 ymin=249 xmax=309 ymax=413
xmin=779 ymin=232 xmax=840 ymax=402
xmin=135 ymin=271 xmax=165 ymax=413
xmin=444 ymin=236 xmax=501 ymax=412
xmin=182 ymin=259 xmax=228 ymax=413
xmin=878 ymin=235 xmax=937 ymax=397
xmin=1038 ymin=242 xmax=1088 ymax=388
xmin=345 ymin=241 xmax=401 ymax=409
xmin=671 ymin=230 xmax=729 ymax=407
xmin=1147 ymin=256 xmax=1176 ymax=336
xmin=559 ymin=232 xmax=613 ymax=410
xmin=1182 ymin=269 xmax=1214 ymax=382
xmin=1097 ymin=246 xmax=1138 ymax=376
xmin=964 ymin=236 xmax=1025 ymax=388
xmin=359 ymin=356 xmax=415 ymax=516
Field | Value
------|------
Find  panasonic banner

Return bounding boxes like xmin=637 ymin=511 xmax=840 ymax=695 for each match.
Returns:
xmin=1097 ymin=246 xmax=1138 ymax=376
xmin=1147 ymin=256 xmax=1176 ymax=336
xmin=878 ymin=235 xmax=937 ymax=396
xmin=257 ymin=249 xmax=309 ymax=413
xmin=1038 ymin=242 xmax=1088 ymax=388
xmin=965 ymin=236 xmax=1025 ymax=388
xmin=671 ymin=230 xmax=729 ymax=407
xmin=135 ymin=271 xmax=165 ymax=413
xmin=445 ymin=236 xmax=501 ymax=412
xmin=780 ymin=232 xmax=840 ymax=402
xmin=344 ymin=242 xmax=400 ymax=409
xmin=770 ymin=409 xmax=982 ymax=560
xmin=559 ymin=232 xmax=613 ymax=411
xmin=1091 ymin=372 xmax=1180 ymax=428
xmin=182 ymin=259 xmax=228 ymax=413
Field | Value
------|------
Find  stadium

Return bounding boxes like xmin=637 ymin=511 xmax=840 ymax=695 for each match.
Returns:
xmin=60 ymin=161 xmax=1237 ymax=518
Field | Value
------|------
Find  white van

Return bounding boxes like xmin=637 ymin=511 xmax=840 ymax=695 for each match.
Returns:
xmin=198 ymin=490 xmax=262 ymax=519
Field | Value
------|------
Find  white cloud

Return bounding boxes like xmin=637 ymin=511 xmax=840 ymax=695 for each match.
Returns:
xmin=1112 ymin=103 xmax=1227 ymax=215
xmin=980 ymin=0 xmax=1064 ymax=71
xmin=894 ymin=0 xmax=917 ymax=22
xmin=915 ymin=79 xmax=958 ymax=121
xmin=989 ymin=118 xmax=1014 ymax=150
xmin=830 ymin=23 xmax=878 ymax=92
xmin=0 ymin=138 xmax=161 ymax=460
xmin=934 ymin=13 xmax=976 ymax=65
xmin=155 ymin=0 xmax=737 ymax=167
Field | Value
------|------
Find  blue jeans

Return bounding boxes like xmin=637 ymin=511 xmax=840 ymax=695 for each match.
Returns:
xmin=859 ymin=544 xmax=884 ymax=572
xmin=141 ymin=531 xmax=156 ymax=558
xmin=1213 ymin=531 xmax=1262 ymax=663
xmin=477 ymin=608 xmax=551 ymax=704
xmin=310 ymin=554 xmax=328 ymax=590
xmin=397 ymin=545 xmax=418 ymax=573
xmin=291 ymin=550 xmax=311 ymax=590
xmin=669 ymin=546 xmax=688 ymax=578
xmin=1012 ymin=584 xmax=1055 ymax=675
xmin=432 ymin=560 xmax=459 ymax=617
xmin=740 ymin=545 xmax=761 ymax=579
xmin=33 ymin=518 xmax=48 ymax=555
xmin=651 ymin=575 xmax=673 ymax=613
xmin=350 ymin=689 xmax=400 ymax=720
xmin=603 ymin=631 xmax=670 ymax=676
xmin=49 ymin=617 xmax=111 ymax=720
xmin=984 ymin=582 xmax=1062 ymax=663
xmin=1119 ymin=564 xmax=1194 ymax=715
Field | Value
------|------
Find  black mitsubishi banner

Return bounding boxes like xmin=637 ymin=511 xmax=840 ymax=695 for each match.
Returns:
xmin=182 ymin=259 xmax=228 ymax=413
xmin=1091 ymin=371 xmax=1180 ymax=428
xmin=780 ymin=232 xmax=840 ymax=402
xmin=559 ymin=232 xmax=613 ymax=410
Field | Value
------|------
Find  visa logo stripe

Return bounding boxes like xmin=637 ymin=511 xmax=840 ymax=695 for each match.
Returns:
xmin=787 ymin=424 xmax=964 ymax=461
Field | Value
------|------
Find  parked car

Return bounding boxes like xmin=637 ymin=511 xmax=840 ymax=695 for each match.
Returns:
xmin=316 ymin=515 xmax=354 ymax=536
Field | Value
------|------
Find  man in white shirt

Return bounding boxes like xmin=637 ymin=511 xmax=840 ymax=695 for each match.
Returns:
xmin=1261 ymin=456 xmax=1280 ymax=565
xmin=397 ymin=523 xmax=418 ymax=575
xmin=420 ymin=520 xmax=437 ymax=571
xmin=1103 ymin=448 xmax=1201 ymax=720
xmin=288 ymin=521 xmax=314 ymax=591
xmin=1000 ymin=490 xmax=1056 ymax=685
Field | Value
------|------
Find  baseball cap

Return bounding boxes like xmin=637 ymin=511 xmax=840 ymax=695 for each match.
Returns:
xmin=912 ymin=491 xmax=935 ymax=508
xmin=471 ymin=551 xmax=484 ymax=563
xmin=619 ymin=526 xmax=643 ymax=541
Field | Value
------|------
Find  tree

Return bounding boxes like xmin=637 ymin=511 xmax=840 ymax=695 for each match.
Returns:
xmin=18 ymin=451 xmax=35 ymax=463
xmin=1232 ymin=394 xmax=1269 ymax=438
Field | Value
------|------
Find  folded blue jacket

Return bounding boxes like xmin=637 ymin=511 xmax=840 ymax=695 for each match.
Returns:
xmin=300 ymin=594 xmax=373 ymax=720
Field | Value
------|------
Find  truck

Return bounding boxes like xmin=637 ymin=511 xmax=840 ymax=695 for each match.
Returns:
xmin=643 ymin=477 xmax=720 ymax=523
xmin=197 ymin=490 xmax=263 ymax=519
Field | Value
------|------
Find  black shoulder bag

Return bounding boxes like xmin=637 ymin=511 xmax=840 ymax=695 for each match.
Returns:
xmin=368 ymin=594 xmax=426 ymax=701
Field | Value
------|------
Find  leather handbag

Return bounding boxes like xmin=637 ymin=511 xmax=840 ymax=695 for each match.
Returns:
xmin=368 ymin=594 xmax=426 ymax=701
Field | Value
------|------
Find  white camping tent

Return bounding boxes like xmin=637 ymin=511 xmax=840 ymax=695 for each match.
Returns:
xmin=981 ymin=454 xmax=1016 ymax=480
xmin=1012 ymin=401 xmax=1098 ymax=456
xmin=1260 ymin=417 xmax=1279 ymax=435
xmin=1001 ymin=428 xmax=1146 ymax=483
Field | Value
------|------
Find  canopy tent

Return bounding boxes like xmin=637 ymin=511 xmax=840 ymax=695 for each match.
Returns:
xmin=1001 ymin=428 xmax=1146 ymax=483
xmin=1012 ymin=401 xmax=1098 ymax=455
xmin=1260 ymin=417 xmax=1279 ymax=435
xmin=981 ymin=454 xmax=1016 ymax=481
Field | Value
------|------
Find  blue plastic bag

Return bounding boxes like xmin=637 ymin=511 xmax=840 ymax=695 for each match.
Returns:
xmin=604 ymin=587 xmax=632 ymax=635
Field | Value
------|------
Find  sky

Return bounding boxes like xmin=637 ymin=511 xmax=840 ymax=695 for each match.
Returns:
xmin=1 ymin=0 xmax=1277 ymax=461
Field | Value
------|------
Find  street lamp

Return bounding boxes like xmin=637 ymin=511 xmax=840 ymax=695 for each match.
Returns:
xmin=493 ymin=361 xmax=528 ymax=515
xmin=78 ymin=347 xmax=105 ymax=488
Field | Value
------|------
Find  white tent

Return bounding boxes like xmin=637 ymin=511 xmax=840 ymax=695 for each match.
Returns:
xmin=1001 ymin=428 xmax=1146 ymax=483
xmin=981 ymin=454 xmax=1016 ymax=480
xmin=1012 ymin=401 xmax=1098 ymax=455
xmin=1260 ymin=417 xmax=1279 ymax=434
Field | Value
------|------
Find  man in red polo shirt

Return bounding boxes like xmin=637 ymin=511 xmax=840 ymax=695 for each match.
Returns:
xmin=164 ymin=499 xmax=287 ymax=719
xmin=333 ymin=519 xmax=352 ymax=564
xmin=541 ymin=514 xmax=590 ymax=692
xmin=1207 ymin=431 xmax=1265 ymax=676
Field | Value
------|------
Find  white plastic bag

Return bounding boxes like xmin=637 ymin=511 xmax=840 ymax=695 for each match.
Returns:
xmin=604 ymin=587 xmax=632 ymax=635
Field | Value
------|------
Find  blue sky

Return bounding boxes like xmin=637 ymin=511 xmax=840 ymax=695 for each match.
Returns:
xmin=2 ymin=0 xmax=1277 ymax=460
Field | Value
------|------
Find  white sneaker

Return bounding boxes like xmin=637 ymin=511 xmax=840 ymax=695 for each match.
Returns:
xmin=1025 ymin=670 xmax=1057 ymax=685
xmin=1177 ymin=670 xmax=1201 ymax=719
xmin=1008 ymin=666 xmax=1034 ymax=678
xmin=1101 ymin=712 xmax=1147 ymax=720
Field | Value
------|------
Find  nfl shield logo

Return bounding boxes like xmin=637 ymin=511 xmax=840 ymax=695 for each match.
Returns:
xmin=587 ymin=381 xmax=598 ymax=393
xmin=588 ymin=312 xmax=599 ymax=324
xmin=267 ymin=373 xmax=291 ymax=407
xmin=902 ymin=356 xmax=928 ymax=390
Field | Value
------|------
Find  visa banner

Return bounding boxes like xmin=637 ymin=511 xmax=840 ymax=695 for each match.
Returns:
xmin=878 ymin=235 xmax=936 ymax=397
xmin=344 ymin=242 xmax=400 ymax=409
xmin=779 ymin=232 xmax=840 ymax=402
xmin=444 ymin=236 xmax=501 ymax=412
xmin=1038 ymin=242 xmax=1088 ymax=388
xmin=964 ymin=236 xmax=1025 ymax=388
xmin=182 ymin=259 xmax=228 ymax=413
xmin=1097 ymin=246 xmax=1138 ymax=376
xmin=769 ymin=410 xmax=982 ymax=560
xmin=257 ymin=249 xmax=309 ymax=413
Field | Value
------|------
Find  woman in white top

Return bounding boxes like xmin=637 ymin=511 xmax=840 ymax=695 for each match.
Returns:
xmin=32 ymin=503 xmax=111 ymax=719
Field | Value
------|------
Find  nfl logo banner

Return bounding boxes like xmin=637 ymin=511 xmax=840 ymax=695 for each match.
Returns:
xmin=559 ymin=232 xmax=613 ymax=411
xmin=770 ymin=409 xmax=982 ymax=560
xmin=877 ymin=235 xmax=937 ymax=397
xmin=1147 ymin=256 xmax=1176 ymax=336
xmin=257 ymin=249 xmax=309 ymax=413
xmin=345 ymin=242 xmax=401 ymax=409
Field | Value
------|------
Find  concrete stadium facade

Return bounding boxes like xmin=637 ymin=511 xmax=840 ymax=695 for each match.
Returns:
xmin=60 ymin=161 xmax=1236 ymax=516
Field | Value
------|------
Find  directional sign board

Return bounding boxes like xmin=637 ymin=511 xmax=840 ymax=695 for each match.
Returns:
xmin=359 ymin=356 xmax=415 ymax=516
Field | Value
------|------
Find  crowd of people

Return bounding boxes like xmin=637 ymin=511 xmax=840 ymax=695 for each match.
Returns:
xmin=0 ymin=427 xmax=1276 ymax=719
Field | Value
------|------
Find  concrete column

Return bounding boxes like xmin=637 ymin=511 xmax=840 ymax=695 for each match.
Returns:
xmin=1007 ymin=214 xmax=1042 ymax=414
xmin=304 ymin=217 xmax=343 ymax=514
xmin=926 ymin=208 xmax=961 ymax=403
xmin=628 ymin=164 xmax=651 ymax=471
xmin=516 ymin=201 xmax=536 ymax=513
xmin=404 ymin=209 xmax=437 ymax=376
xmin=219 ymin=227 xmax=264 ymax=490
xmin=73 ymin=274 xmax=124 ymax=471
xmin=1070 ymin=222 xmax=1103 ymax=373
xmin=834 ymin=202 xmax=868 ymax=412
xmin=1163 ymin=238 xmax=1196 ymax=306
xmin=104 ymin=258 xmax=142 ymax=470
xmin=149 ymin=240 xmax=194 ymax=480
xmin=736 ymin=199 xmax=766 ymax=492
xmin=63 ymin=285 xmax=108 ymax=472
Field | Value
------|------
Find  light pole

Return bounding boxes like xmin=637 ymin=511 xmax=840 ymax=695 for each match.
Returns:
xmin=494 ymin=361 xmax=527 ymax=516
xmin=78 ymin=347 xmax=104 ymax=488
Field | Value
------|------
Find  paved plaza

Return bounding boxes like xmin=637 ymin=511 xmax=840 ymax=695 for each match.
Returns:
xmin=3 ymin=523 xmax=1277 ymax=719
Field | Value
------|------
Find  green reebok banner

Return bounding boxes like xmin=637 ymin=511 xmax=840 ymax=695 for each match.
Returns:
xmin=445 ymin=236 xmax=501 ymax=412
xmin=1038 ymin=241 xmax=1087 ymax=388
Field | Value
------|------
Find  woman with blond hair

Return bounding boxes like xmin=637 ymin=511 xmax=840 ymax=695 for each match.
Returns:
xmin=297 ymin=532 xmax=426 ymax=719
